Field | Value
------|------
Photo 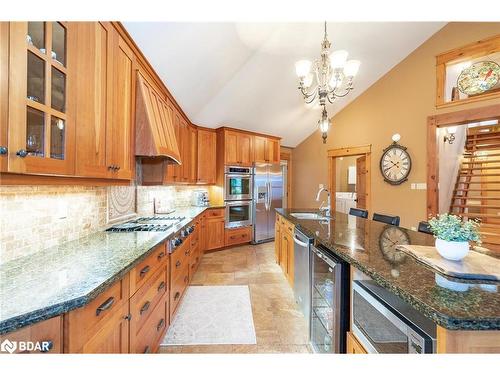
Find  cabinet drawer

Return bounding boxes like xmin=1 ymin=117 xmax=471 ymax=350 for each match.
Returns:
xmin=170 ymin=267 xmax=189 ymax=320
xmin=170 ymin=239 xmax=190 ymax=281
xmin=206 ymin=208 xmax=224 ymax=218
xmin=130 ymin=243 xmax=168 ymax=295
xmin=65 ymin=275 xmax=130 ymax=352
xmin=131 ymin=294 xmax=168 ymax=354
xmin=225 ymin=226 xmax=252 ymax=246
xmin=130 ymin=266 xmax=168 ymax=336
xmin=0 ymin=316 xmax=62 ymax=354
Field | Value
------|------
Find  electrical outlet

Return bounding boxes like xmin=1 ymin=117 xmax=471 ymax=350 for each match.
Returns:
xmin=416 ymin=183 xmax=427 ymax=190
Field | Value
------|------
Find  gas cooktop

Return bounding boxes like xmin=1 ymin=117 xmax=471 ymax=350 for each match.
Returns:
xmin=106 ymin=216 xmax=186 ymax=232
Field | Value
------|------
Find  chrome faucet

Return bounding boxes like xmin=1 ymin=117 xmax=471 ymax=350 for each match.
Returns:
xmin=316 ymin=186 xmax=331 ymax=217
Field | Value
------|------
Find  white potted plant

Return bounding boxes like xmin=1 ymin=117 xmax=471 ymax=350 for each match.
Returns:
xmin=428 ymin=214 xmax=481 ymax=261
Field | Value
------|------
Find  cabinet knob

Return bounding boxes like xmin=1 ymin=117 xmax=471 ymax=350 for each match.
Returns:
xmin=0 ymin=146 xmax=7 ymax=155
xmin=16 ymin=149 xmax=28 ymax=158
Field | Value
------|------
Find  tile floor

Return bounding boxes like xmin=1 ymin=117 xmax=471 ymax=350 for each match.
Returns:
xmin=159 ymin=241 xmax=311 ymax=354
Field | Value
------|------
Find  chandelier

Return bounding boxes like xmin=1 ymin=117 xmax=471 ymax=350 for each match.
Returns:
xmin=295 ymin=22 xmax=360 ymax=143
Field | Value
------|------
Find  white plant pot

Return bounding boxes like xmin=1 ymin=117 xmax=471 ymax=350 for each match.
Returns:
xmin=435 ymin=238 xmax=469 ymax=261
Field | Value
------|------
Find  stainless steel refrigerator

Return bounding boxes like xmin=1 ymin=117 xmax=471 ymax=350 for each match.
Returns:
xmin=252 ymin=163 xmax=285 ymax=243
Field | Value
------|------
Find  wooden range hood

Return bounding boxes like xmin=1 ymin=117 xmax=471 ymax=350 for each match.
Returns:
xmin=135 ymin=72 xmax=181 ymax=164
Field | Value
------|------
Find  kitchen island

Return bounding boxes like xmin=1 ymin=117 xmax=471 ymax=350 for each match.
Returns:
xmin=276 ymin=208 xmax=500 ymax=353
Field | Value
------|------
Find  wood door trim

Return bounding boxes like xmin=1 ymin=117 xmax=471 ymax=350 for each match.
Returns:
xmin=426 ymin=104 xmax=500 ymax=217
xmin=327 ymin=144 xmax=372 ymax=214
xmin=280 ymin=148 xmax=293 ymax=209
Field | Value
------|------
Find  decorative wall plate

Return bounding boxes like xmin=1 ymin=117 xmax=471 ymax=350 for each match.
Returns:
xmin=457 ymin=61 xmax=500 ymax=96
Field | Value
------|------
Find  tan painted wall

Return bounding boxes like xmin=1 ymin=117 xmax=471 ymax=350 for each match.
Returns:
xmin=292 ymin=22 xmax=500 ymax=229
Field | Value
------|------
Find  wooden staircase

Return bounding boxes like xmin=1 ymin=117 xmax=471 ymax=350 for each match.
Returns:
xmin=450 ymin=124 xmax=500 ymax=253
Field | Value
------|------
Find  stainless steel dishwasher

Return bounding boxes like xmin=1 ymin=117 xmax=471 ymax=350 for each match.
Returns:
xmin=293 ymin=229 xmax=314 ymax=335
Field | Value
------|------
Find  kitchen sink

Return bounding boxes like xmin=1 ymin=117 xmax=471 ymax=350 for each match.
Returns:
xmin=290 ymin=212 xmax=331 ymax=220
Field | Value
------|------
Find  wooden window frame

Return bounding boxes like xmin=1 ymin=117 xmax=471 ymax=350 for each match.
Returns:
xmin=426 ymin=104 xmax=500 ymax=217
xmin=327 ymin=144 xmax=372 ymax=214
xmin=436 ymin=34 xmax=500 ymax=108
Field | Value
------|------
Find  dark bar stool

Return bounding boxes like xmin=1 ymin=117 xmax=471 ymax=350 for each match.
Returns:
xmin=349 ymin=208 xmax=368 ymax=219
xmin=372 ymin=212 xmax=400 ymax=226
xmin=417 ymin=221 xmax=433 ymax=235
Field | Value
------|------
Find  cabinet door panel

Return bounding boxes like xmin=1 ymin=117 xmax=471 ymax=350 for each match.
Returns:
xmin=224 ymin=131 xmax=238 ymax=165
xmin=189 ymin=126 xmax=197 ymax=182
xmin=80 ymin=304 xmax=129 ymax=354
xmin=8 ymin=22 xmax=76 ymax=175
xmin=206 ymin=218 xmax=225 ymax=250
xmin=268 ymin=138 xmax=280 ymax=163
xmin=254 ymin=135 xmax=266 ymax=163
xmin=238 ymin=133 xmax=253 ymax=166
xmin=75 ymin=22 xmax=112 ymax=178
xmin=0 ymin=22 xmax=8 ymax=172
xmin=197 ymin=129 xmax=216 ymax=184
xmin=107 ymin=33 xmax=134 ymax=179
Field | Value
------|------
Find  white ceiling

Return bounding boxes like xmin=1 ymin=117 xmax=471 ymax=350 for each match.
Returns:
xmin=124 ymin=22 xmax=445 ymax=147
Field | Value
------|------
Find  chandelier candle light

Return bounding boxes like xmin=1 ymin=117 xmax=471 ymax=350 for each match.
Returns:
xmin=295 ymin=22 xmax=360 ymax=143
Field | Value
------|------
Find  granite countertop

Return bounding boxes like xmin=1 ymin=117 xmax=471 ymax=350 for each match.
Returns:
xmin=0 ymin=206 xmax=214 ymax=335
xmin=277 ymin=208 xmax=500 ymax=331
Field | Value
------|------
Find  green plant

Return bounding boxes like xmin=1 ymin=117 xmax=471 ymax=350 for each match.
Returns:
xmin=428 ymin=214 xmax=481 ymax=243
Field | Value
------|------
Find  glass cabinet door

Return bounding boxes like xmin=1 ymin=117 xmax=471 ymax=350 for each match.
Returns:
xmin=8 ymin=21 xmax=74 ymax=175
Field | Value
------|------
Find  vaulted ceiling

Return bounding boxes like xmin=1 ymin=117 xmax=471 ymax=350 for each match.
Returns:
xmin=124 ymin=22 xmax=445 ymax=147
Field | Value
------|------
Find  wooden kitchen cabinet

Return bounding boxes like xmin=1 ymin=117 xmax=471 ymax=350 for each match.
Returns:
xmin=107 ymin=32 xmax=135 ymax=179
xmin=205 ymin=209 xmax=226 ymax=250
xmin=220 ymin=129 xmax=254 ymax=166
xmin=254 ymin=135 xmax=280 ymax=164
xmin=7 ymin=22 xmax=76 ymax=176
xmin=196 ymin=128 xmax=216 ymax=184
xmin=0 ymin=22 xmax=9 ymax=172
xmin=274 ymin=214 xmax=281 ymax=264
xmin=79 ymin=303 xmax=130 ymax=354
xmin=276 ymin=214 xmax=295 ymax=286
xmin=0 ymin=316 xmax=63 ymax=354
xmin=347 ymin=331 xmax=368 ymax=354
xmin=225 ymin=226 xmax=252 ymax=246
xmin=188 ymin=125 xmax=197 ymax=182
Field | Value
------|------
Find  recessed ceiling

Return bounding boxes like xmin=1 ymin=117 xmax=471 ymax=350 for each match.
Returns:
xmin=124 ymin=22 xmax=445 ymax=147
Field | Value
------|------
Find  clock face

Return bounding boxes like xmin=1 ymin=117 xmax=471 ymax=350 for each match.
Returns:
xmin=379 ymin=226 xmax=410 ymax=265
xmin=380 ymin=144 xmax=411 ymax=185
xmin=457 ymin=61 xmax=500 ymax=96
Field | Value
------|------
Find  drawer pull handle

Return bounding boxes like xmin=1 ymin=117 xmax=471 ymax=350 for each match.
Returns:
xmin=185 ymin=250 xmax=190 ymax=256
xmin=140 ymin=301 xmax=151 ymax=315
xmin=174 ymin=292 xmax=180 ymax=300
xmin=157 ymin=252 xmax=165 ymax=260
xmin=40 ymin=340 xmax=53 ymax=353
xmin=157 ymin=281 xmax=166 ymax=292
xmin=140 ymin=265 xmax=150 ymax=278
xmin=16 ymin=149 xmax=28 ymax=158
xmin=176 ymin=260 xmax=181 ymax=268
xmin=156 ymin=319 xmax=165 ymax=332
xmin=124 ymin=314 xmax=132 ymax=321
xmin=96 ymin=297 xmax=115 ymax=316
xmin=144 ymin=346 xmax=151 ymax=354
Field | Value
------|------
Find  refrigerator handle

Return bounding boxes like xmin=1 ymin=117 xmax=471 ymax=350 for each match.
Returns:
xmin=267 ymin=182 xmax=272 ymax=211
xmin=264 ymin=182 xmax=269 ymax=211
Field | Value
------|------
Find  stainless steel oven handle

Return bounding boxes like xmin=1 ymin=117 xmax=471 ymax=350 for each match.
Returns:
xmin=352 ymin=282 xmax=409 ymax=346
xmin=293 ymin=236 xmax=309 ymax=248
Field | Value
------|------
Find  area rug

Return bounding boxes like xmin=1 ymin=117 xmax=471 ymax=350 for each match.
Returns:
xmin=162 ymin=285 xmax=257 ymax=346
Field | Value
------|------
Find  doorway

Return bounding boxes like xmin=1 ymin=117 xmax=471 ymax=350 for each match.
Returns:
xmin=327 ymin=145 xmax=372 ymax=214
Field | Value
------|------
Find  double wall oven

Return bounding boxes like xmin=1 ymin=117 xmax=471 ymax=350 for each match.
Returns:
xmin=224 ymin=166 xmax=253 ymax=228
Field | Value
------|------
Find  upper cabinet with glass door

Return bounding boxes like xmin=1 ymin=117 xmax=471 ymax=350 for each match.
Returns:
xmin=7 ymin=22 xmax=75 ymax=175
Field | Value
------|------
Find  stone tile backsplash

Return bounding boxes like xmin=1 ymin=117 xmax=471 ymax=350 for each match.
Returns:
xmin=0 ymin=185 xmax=208 ymax=264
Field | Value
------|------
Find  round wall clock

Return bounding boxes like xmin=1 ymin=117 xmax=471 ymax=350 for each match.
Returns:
xmin=457 ymin=61 xmax=500 ymax=96
xmin=380 ymin=142 xmax=411 ymax=185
